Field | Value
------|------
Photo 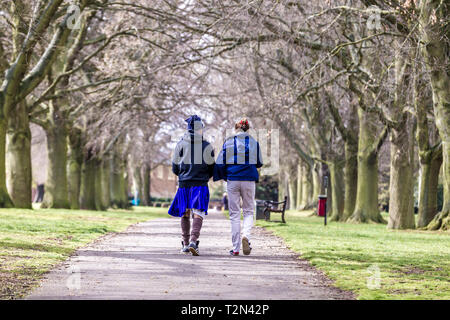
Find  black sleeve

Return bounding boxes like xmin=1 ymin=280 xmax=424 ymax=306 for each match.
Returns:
xmin=171 ymin=144 xmax=181 ymax=176
xmin=172 ymin=162 xmax=180 ymax=176
xmin=256 ymin=142 xmax=263 ymax=168
xmin=208 ymin=148 xmax=215 ymax=178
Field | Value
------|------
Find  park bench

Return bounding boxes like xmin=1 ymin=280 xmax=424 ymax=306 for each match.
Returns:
xmin=264 ymin=196 xmax=287 ymax=223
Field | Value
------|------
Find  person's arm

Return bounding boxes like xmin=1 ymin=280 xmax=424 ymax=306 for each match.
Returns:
xmin=256 ymin=141 xmax=263 ymax=168
xmin=208 ymin=147 xmax=215 ymax=178
xmin=213 ymin=142 xmax=227 ymax=181
xmin=171 ymin=144 xmax=181 ymax=176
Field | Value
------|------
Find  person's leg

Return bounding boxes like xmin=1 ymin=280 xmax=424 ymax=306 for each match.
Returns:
xmin=241 ymin=181 xmax=255 ymax=254
xmin=190 ymin=209 xmax=205 ymax=243
xmin=181 ymin=209 xmax=191 ymax=246
xmin=227 ymin=181 xmax=242 ymax=254
xmin=188 ymin=209 xmax=205 ymax=256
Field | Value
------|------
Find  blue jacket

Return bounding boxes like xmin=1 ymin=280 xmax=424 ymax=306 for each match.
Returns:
xmin=172 ymin=132 xmax=215 ymax=187
xmin=213 ymin=132 xmax=263 ymax=182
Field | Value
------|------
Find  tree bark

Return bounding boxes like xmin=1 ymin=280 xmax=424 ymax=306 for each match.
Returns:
xmin=419 ymin=0 xmax=450 ymax=230
xmin=110 ymin=150 xmax=129 ymax=209
xmin=133 ymin=165 xmax=142 ymax=206
xmin=94 ymin=159 xmax=105 ymax=211
xmin=0 ymin=119 xmax=13 ymax=207
xmin=329 ymin=161 xmax=345 ymax=221
xmin=288 ymin=174 xmax=297 ymax=210
xmin=79 ymin=152 xmax=96 ymax=210
xmin=41 ymin=122 xmax=69 ymax=208
xmin=299 ymin=163 xmax=314 ymax=209
xmin=417 ymin=152 xmax=442 ymax=227
xmin=6 ymin=101 xmax=32 ymax=208
xmin=387 ymin=51 xmax=416 ymax=230
xmin=140 ymin=164 xmax=151 ymax=206
xmin=413 ymin=50 xmax=442 ymax=228
xmin=67 ymin=128 xmax=83 ymax=209
xmin=296 ymin=163 xmax=303 ymax=210
xmin=342 ymin=141 xmax=358 ymax=220
xmin=426 ymin=142 xmax=450 ymax=231
xmin=100 ymin=157 xmax=111 ymax=209
xmin=311 ymin=163 xmax=320 ymax=208
xmin=278 ymin=169 xmax=287 ymax=202
xmin=348 ymin=108 xmax=386 ymax=223
xmin=387 ymin=116 xmax=416 ymax=229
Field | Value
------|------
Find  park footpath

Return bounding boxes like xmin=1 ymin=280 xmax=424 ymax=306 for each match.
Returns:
xmin=26 ymin=210 xmax=354 ymax=300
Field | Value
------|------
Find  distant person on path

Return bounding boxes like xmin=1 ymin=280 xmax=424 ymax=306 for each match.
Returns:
xmin=214 ymin=118 xmax=263 ymax=256
xmin=169 ymin=115 xmax=215 ymax=256
xmin=222 ymin=192 xmax=228 ymax=211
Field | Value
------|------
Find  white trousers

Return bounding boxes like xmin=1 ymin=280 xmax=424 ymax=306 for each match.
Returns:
xmin=227 ymin=180 xmax=255 ymax=253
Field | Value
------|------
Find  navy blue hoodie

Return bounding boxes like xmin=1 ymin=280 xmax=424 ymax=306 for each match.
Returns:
xmin=213 ymin=131 xmax=263 ymax=182
xmin=172 ymin=131 xmax=215 ymax=187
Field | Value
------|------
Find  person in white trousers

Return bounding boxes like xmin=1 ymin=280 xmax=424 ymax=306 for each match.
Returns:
xmin=213 ymin=118 xmax=263 ymax=256
xmin=227 ymin=180 xmax=256 ymax=255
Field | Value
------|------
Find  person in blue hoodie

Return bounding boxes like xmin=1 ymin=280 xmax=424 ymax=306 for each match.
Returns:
xmin=169 ymin=115 xmax=215 ymax=256
xmin=214 ymin=118 xmax=263 ymax=256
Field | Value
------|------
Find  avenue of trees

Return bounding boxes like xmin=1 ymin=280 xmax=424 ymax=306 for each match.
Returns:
xmin=0 ymin=1 xmax=448 ymax=231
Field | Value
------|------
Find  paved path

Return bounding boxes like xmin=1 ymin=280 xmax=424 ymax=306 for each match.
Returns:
xmin=26 ymin=210 xmax=354 ymax=300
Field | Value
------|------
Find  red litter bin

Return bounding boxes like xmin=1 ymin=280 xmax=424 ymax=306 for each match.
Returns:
xmin=317 ymin=195 xmax=327 ymax=217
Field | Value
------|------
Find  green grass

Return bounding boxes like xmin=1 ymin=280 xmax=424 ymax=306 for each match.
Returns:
xmin=256 ymin=210 xmax=450 ymax=300
xmin=0 ymin=206 xmax=171 ymax=299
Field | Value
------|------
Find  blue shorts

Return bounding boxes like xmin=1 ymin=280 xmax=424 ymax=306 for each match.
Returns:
xmin=168 ymin=185 xmax=210 ymax=218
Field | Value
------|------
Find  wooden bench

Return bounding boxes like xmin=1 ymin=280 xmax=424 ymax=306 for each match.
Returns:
xmin=263 ymin=196 xmax=288 ymax=223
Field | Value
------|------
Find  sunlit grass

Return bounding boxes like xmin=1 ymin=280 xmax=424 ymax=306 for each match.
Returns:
xmin=0 ymin=206 xmax=170 ymax=299
xmin=256 ymin=210 xmax=450 ymax=300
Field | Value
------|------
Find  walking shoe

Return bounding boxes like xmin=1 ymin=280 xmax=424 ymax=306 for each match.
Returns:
xmin=229 ymin=250 xmax=239 ymax=256
xmin=188 ymin=241 xmax=200 ymax=256
xmin=180 ymin=241 xmax=190 ymax=254
xmin=242 ymin=236 xmax=252 ymax=255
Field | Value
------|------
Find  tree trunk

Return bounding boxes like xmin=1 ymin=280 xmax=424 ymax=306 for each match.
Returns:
xmin=110 ymin=151 xmax=129 ymax=209
xmin=329 ymin=161 xmax=345 ymax=221
xmin=278 ymin=169 xmax=286 ymax=202
xmin=123 ymin=165 xmax=130 ymax=208
xmin=133 ymin=165 xmax=142 ymax=206
xmin=100 ymin=157 xmax=111 ymax=209
xmin=67 ymin=128 xmax=83 ymax=209
xmin=426 ymin=141 xmax=450 ymax=231
xmin=419 ymin=0 xmax=450 ymax=231
xmin=140 ymin=164 xmax=151 ymax=206
xmin=0 ymin=119 xmax=13 ymax=207
xmin=288 ymin=174 xmax=297 ymax=210
xmin=6 ymin=101 xmax=32 ymax=208
xmin=41 ymin=124 xmax=69 ymax=208
xmin=415 ymin=75 xmax=442 ymax=228
xmin=94 ymin=159 xmax=105 ymax=211
xmin=296 ymin=163 xmax=303 ymax=210
xmin=387 ymin=116 xmax=416 ymax=229
xmin=342 ymin=141 xmax=358 ymax=220
xmin=417 ymin=153 xmax=442 ymax=227
xmin=311 ymin=163 xmax=320 ymax=207
xmin=299 ymin=163 xmax=313 ymax=209
xmin=79 ymin=154 xmax=96 ymax=210
xmin=348 ymin=109 xmax=385 ymax=223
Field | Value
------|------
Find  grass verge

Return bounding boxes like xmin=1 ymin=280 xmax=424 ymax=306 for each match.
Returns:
xmin=256 ymin=210 xmax=450 ymax=300
xmin=0 ymin=206 xmax=170 ymax=299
